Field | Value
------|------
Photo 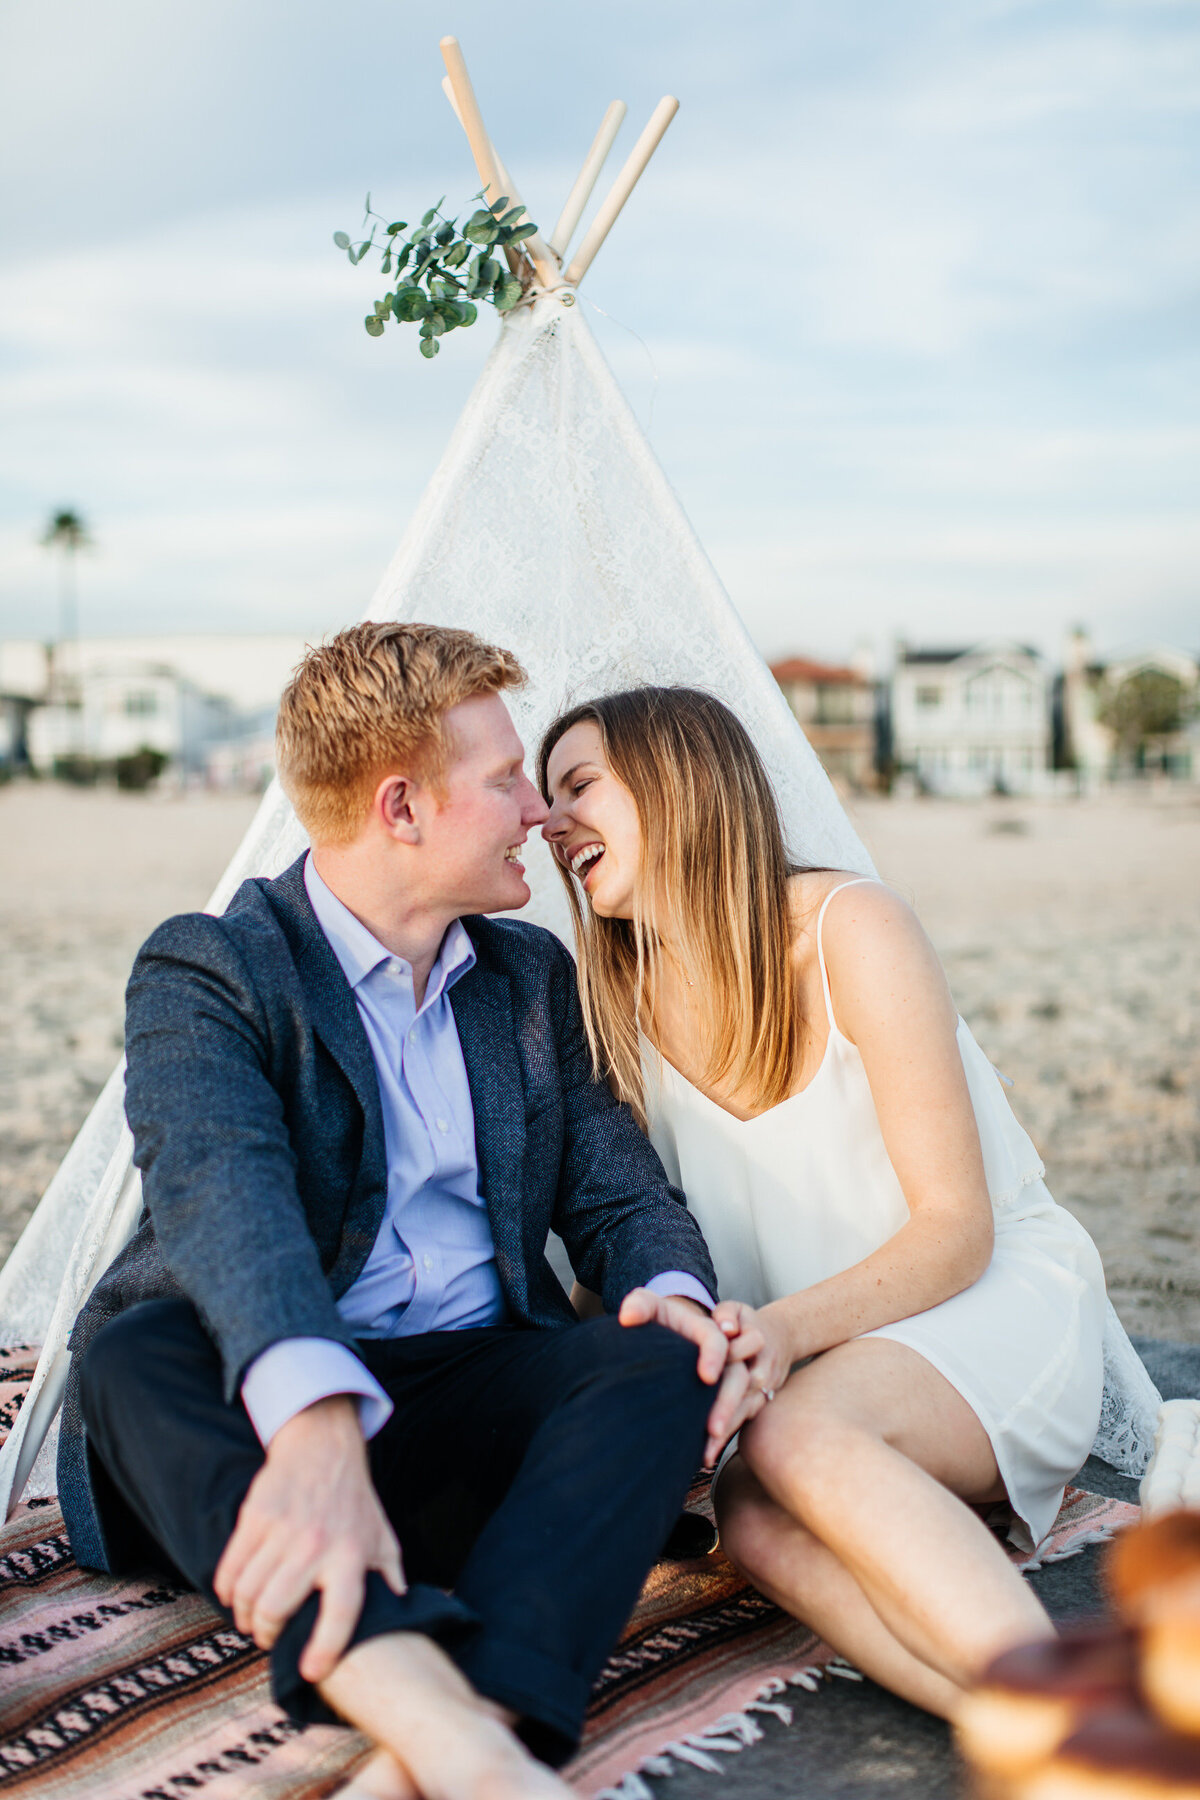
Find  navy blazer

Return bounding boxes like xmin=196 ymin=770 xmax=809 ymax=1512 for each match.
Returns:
xmin=58 ymin=855 xmax=718 ymax=1569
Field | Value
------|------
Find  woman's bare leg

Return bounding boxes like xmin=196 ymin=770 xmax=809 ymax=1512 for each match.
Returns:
xmin=730 ymin=1339 xmax=1054 ymax=1696
xmin=716 ymin=1455 xmax=962 ymax=1716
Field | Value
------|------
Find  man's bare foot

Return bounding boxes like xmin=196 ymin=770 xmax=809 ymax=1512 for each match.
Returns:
xmin=320 ymin=1632 xmax=572 ymax=1800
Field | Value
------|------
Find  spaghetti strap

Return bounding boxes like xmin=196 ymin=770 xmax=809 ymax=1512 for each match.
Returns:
xmin=814 ymin=877 xmax=883 ymax=1033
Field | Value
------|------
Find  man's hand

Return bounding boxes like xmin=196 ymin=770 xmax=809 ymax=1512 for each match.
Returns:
xmin=618 ymin=1287 xmax=731 ymax=1386
xmin=213 ymin=1393 xmax=404 ymax=1685
xmin=619 ymin=1287 xmax=763 ymax=1467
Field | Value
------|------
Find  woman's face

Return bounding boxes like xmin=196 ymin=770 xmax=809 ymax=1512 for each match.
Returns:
xmin=542 ymin=721 xmax=643 ymax=919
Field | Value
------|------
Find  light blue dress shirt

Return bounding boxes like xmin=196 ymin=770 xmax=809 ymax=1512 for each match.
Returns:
xmin=241 ymin=854 xmax=714 ymax=1445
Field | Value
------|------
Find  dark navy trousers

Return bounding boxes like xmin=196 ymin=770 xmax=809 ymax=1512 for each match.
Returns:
xmin=77 ymin=1300 xmax=710 ymax=1764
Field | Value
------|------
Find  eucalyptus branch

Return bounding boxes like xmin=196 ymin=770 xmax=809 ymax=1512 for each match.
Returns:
xmin=333 ymin=189 xmax=541 ymax=358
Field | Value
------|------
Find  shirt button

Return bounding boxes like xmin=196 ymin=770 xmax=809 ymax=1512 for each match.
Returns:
xmin=436 ymin=1117 xmax=449 ymax=1134
xmin=387 ymin=959 xmax=402 ymax=976
xmin=423 ymin=1254 xmax=434 ymax=1272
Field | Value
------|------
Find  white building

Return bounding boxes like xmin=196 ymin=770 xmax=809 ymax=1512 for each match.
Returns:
xmin=0 ymin=634 xmax=310 ymax=783
xmin=0 ymin=634 xmax=311 ymax=713
xmin=890 ymin=641 xmax=1051 ymax=797
xmin=27 ymin=661 xmax=238 ymax=776
xmin=1062 ymin=631 xmax=1199 ymax=785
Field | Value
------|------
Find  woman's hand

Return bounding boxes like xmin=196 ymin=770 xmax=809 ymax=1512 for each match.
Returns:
xmin=714 ymin=1300 xmax=795 ymax=1404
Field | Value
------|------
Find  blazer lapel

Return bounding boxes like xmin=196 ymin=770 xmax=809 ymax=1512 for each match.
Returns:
xmin=450 ymin=955 xmax=528 ymax=1299
xmin=265 ymin=857 xmax=387 ymax=1158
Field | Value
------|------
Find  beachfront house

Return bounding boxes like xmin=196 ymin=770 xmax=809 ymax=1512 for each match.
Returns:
xmin=0 ymin=634 xmax=307 ymax=786
xmin=890 ymin=641 xmax=1052 ymax=796
xmin=27 ymin=661 xmax=237 ymax=780
xmin=1061 ymin=630 xmax=1199 ymax=785
xmin=770 ymin=654 xmax=880 ymax=790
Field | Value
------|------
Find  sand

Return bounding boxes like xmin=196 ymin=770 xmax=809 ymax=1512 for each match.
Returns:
xmin=1 ymin=780 xmax=1197 ymax=1340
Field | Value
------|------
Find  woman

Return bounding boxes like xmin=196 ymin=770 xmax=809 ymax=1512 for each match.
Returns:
xmin=538 ymin=685 xmax=1111 ymax=1720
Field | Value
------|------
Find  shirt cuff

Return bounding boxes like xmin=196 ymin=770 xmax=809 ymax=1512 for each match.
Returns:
xmin=644 ymin=1270 xmax=717 ymax=1313
xmin=241 ymin=1337 xmax=393 ymax=1447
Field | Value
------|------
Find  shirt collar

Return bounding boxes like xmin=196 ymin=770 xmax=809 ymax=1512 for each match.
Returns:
xmin=303 ymin=853 xmax=475 ymax=1003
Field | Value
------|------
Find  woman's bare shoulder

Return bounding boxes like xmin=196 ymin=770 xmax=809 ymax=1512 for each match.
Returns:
xmin=784 ymin=869 xmax=912 ymax=957
xmin=804 ymin=877 xmax=955 ymax=1040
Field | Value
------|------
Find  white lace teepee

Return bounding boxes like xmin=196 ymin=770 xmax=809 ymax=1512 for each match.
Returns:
xmin=0 ymin=45 xmax=1162 ymax=1517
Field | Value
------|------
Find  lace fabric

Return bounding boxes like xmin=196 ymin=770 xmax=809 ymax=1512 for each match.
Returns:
xmin=0 ymin=296 xmax=1160 ymax=1511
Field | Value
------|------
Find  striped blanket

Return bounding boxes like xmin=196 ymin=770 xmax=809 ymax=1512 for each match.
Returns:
xmin=0 ymin=1344 xmax=1137 ymax=1799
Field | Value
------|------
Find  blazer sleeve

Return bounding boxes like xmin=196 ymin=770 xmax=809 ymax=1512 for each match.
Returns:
xmin=123 ymin=912 xmax=360 ymax=1401
xmin=543 ymin=938 xmax=719 ymax=1311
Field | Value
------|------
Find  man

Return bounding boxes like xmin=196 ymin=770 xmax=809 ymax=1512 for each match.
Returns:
xmin=58 ymin=623 xmax=763 ymax=1800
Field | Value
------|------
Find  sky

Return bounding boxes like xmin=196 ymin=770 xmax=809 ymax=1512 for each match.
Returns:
xmin=0 ymin=0 xmax=1197 ymax=667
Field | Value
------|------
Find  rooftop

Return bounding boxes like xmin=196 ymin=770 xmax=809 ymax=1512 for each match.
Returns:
xmin=770 ymin=656 xmax=867 ymax=686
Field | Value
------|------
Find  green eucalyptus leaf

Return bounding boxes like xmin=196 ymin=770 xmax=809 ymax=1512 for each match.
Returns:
xmin=494 ymin=274 xmax=524 ymax=312
xmin=442 ymin=240 xmax=470 ymax=267
xmin=421 ymin=207 xmax=437 ymax=227
xmin=507 ymin=222 xmax=537 ymax=243
xmin=428 ymin=310 xmax=448 ymax=335
xmin=364 ymin=316 xmax=385 ymax=337
xmin=333 ymin=230 xmax=351 ymax=250
xmin=458 ymin=300 xmax=478 ymax=327
xmin=419 ymin=336 xmax=439 ymax=358
xmin=381 ymin=252 xmax=392 ymax=274
xmin=394 ymin=243 xmax=411 ymax=272
xmin=464 ymin=220 xmax=494 ymax=245
xmin=386 ymin=220 xmax=406 ymax=235
xmin=490 ymin=196 xmax=510 ymax=215
xmin=499 ymin=206 xmax=525 ymax=226
xmin=435 ymin=221 xmax=455 ymax=245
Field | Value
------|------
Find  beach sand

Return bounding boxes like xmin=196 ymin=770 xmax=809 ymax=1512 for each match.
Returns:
xmin=1 ymin=780 xmax=1196 ymax=1340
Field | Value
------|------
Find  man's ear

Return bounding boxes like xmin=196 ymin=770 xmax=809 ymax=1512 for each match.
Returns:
xmin=374 ymin=773 xmax=422 ymax=843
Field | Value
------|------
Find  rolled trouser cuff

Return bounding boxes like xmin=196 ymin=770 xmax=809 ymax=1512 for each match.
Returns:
xmin=455 ymin=1630 xmax=592 ymax=1768
xmin=272 ymin=1574 xmax=480 ymax=1726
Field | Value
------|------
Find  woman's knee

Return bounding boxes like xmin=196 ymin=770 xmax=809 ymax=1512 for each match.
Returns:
xmin=739 ymin=1395 xmax=871 ymax=1502
xmin=715 ymin=1455 xmax=821 ymax=1577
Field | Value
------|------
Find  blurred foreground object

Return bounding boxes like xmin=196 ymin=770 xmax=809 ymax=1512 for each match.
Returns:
xmin=1142 ymin=1404 xmax=1200 ymax=1518
xmin=958 ymin=1508 xmax=1200 ymax=1794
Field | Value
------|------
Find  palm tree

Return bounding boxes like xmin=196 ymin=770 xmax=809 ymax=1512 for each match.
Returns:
xmin=40 ymin=508 xmax=92 ymax=650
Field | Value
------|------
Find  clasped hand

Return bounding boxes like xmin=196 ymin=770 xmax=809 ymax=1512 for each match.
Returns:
xmin=617 ymin=1290 xmax=791 ymax=1467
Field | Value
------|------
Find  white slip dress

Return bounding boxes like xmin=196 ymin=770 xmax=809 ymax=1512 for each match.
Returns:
xmin=643 ymin=878 xmax=1110 ymax=1552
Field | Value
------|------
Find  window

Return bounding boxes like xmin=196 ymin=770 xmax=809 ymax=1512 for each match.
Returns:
xmin=915 ymin=685 xmax=942 ymax=709
xmin=815 ymin=686 xmax=858 ymax=724
xmin=123 ymin=691 xmax=158 ymax=718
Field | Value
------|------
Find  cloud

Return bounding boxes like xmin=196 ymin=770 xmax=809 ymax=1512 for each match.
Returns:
xmin=0 ymin=0 xmax=1197 ymax=662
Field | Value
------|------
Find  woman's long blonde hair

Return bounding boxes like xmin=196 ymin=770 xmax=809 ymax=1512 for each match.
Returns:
xmin=539 ymin=687 xmax=807 ymax=1126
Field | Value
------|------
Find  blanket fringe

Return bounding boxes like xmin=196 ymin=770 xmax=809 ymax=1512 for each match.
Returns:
xmin=1020 ymin=1520 xmax=1122 ymax=1573
xmin=589 ymin=1512 xmax=1122 ymax=1795
xmin=592 ymin=1660 xmax=862 ymax=1797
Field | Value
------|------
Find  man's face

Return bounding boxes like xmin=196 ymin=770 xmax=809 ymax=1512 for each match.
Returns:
xmin=414 ymin=691 xmax=549 ymax=916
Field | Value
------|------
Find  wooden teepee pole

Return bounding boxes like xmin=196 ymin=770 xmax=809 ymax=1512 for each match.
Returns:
xmin=439 ymin=37 xmax=560 ymax=287
xmin=564 ymin=96 xmax=679 ymax=286
xmin=549 ymin=101 xmax=627 ymax=258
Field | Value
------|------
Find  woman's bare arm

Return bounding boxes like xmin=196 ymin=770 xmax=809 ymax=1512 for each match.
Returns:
xmin=758 ymin=882 xmax=994 ymax=1367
